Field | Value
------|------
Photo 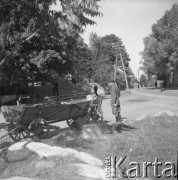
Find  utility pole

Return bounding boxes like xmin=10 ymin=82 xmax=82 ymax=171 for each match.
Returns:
xmin=111 ymin=43 xmax=118 ymax=82
xmin=114 ymin=53 xmax=118 ymax=81
xmin=119 ymin=49 xmax=129 ymax=92
xmin=110 ymin=42 xmax=130 ymax=93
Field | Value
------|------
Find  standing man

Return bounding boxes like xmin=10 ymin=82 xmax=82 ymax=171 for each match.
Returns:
xmin=110 ymin=80 xmax=121 ymax=124
xmin=160 ymin=80 xmax=164 ymax=92
xmin=53 ymin=80 xmax=59 ymax=95
xmin=93 ymin=83 xmax=98 ymax=97
xmin=155 ymin=81 xmax=157 ymax=89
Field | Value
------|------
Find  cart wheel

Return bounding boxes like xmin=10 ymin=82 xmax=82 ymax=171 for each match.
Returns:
xmin=66 ymin=119 xmax=80 ymax=130
xmin=86 ymin=106 xmax=96 ymax=123
xmin=87 ymin=105 xmax=103 ymax=124
xmin=27 ymin=118 xmax=50 ymax=139
xmin=8 ymin=122 xmax=28 ymax=142
xmin=95 ymin=108 xmax=103 ymax=123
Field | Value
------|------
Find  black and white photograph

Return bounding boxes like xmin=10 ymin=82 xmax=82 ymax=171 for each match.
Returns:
xmin=0 ymin=0 xmax=178 ymax=179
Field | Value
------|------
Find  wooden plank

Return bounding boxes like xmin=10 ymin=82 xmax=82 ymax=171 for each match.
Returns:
xmin=41 ymin=100 xmax=90 ymax=122
xmin=19 ymin=105 xmax=42 ymax=125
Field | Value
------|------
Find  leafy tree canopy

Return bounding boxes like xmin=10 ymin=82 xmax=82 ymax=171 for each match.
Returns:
xmin=0 ymin=0 xmax=102 ymax=87
xmin=139 ymin=74 xmax=148 ymax=87
xmin=140 ymin=4 xmax=178 ymax=86
xmin=89 ymin=33 xmax=134 ymax=88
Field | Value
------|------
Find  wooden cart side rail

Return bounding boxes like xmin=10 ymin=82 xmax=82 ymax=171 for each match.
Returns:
xmin=41 ymin=104 xmax=72 ymax=119
xmin=59 ymin=92 xmax=90 ymax=98
xmin=16 ymin=92 xmax=90 ymax=105
xmin=41 ymin=102 xmax=90 ymax=121
xmin=45 ymin=92 xmax=91 ymax=101
xmin=18 ymin=105 xmax=43 ymax=125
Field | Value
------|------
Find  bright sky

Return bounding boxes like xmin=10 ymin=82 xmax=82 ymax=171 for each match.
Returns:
xmin=81 ymin=0 xmax=178 ymax=77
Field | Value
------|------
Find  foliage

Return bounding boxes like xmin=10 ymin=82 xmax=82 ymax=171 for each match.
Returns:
xmin=89 ymin=33 xmax=134 ymax=89
xmin=139 ymin=74 xmax=148 ymax=87
xmin=140 ymin=4 xmax=178 ymax=87
xmin=70 ymin=39 xmax=94 ymax=82
xmin=0 ymin=0 xmax=102 ymax=94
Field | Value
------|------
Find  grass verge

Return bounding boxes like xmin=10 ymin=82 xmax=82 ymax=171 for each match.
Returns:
xmin=0 ymin=114 xmax=177 ymax=180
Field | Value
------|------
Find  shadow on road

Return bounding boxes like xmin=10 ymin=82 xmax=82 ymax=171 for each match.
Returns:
xmin=115 ymin=123 xmax=137 ymax=133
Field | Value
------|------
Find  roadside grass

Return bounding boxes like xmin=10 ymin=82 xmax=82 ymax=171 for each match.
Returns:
xmin=1 ymin=154 xmax=88 ymax=180
xmin=0 ymin=114 xmax=177 ymax=180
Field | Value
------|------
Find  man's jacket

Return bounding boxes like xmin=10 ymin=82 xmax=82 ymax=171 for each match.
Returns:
xmin=110 ymin=83 xmax=120 ymax=106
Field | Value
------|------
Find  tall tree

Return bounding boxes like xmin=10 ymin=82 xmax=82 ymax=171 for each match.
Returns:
xmin=140 ymin=74 xmax=148 ymax=87
xmin=89 ymin=33 xmax=134 ymax=88
xmin=141 ymin=4 xmax=178 ymax=87
xmin=0 ymin=0 xmax=102 ymax=92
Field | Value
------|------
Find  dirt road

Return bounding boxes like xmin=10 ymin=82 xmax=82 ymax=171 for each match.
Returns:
xmin=102 ymin=88 xmax=178 ymax=124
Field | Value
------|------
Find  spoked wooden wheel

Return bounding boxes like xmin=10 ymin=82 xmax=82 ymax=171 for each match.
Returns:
xmin=87 ymin=105 xmax=103 ymax=124
xmin=95 ymin=108 xmax=103 ymax=123
xmin=66 ymin=118 xmax=80 ymax=130
xmin=8 ymin=122 xmax=28 ymax=142
xmin=27 ymin=118 xmax=50 ymax=139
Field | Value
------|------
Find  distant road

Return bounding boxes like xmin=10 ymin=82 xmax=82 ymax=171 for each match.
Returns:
xmin=131 ymin=88 xmax=178 ymax=99
xmin=102 ymin=88 xmax=178 ymax=125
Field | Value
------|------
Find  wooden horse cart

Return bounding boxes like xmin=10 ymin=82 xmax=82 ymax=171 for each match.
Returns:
xmin=0 ymin=95 xmax=103 ymax=141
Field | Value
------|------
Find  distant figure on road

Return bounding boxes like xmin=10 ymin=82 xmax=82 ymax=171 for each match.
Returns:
xmin=110 ymin=80 xmax=121 ymax=124
xmin=155 ymin=81 xmax=157 ymax=89
xmin=160 ymin=80 xmax=164 ymax=92
xmin=93 ymin=84 xmax=98 ymax=96
xmin=53 ymin=81 xmax=59 ymax=95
